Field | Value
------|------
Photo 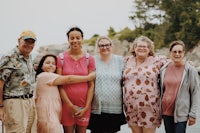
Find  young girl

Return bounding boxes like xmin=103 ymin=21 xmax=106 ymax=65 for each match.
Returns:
xmin=35 ymin=54 xmax=95 ymax=133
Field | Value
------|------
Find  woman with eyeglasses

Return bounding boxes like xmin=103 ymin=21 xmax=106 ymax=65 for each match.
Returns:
xmin=88 ymin=36 xmax=126 ymax=133
xmin=160 ymin=40 xmax=199 ymax=133
xmin=123 ymin=36 xmax=169 ymax=133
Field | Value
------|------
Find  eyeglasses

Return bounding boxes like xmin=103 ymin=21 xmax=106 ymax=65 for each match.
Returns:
xmin=136 ymin=45 xmax=148 ymax=49
xmin=172 ymin=50 xmax=184 ymax=54
xmin=98 ymin=43 xmax=111 ymax=49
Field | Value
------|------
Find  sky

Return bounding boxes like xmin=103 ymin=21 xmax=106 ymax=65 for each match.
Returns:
xmin=0 ymin=0 xmax=135 ymax=54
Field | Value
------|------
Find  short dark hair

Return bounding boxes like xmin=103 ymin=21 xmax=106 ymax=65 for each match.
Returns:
xmin=66 ymin=27 xmax=84 ymax=38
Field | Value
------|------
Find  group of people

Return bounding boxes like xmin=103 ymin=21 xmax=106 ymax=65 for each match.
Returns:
xmin=123 ymin=36 xmax=199 ymax=133
xmin=0 ymin=27 xmax=199 ymax=133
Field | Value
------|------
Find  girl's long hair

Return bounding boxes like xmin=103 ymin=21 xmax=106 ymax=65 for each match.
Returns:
xmin=35 ymin=54 xmax=57 ymax=76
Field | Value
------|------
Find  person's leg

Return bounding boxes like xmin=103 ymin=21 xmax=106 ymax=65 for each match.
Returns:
xmin=76 ymin=125 xmax=87 ymax=133
xmin=4 ymin=99 xmax=26 ymax=133
xmin=88 ymin=113 xmax=102 ymax=133
xmin=175 ymin=121 xmax=187 ymax=133
xmin=63 ymin=125 xmax=75 ymax=133
xmin=76 ymin=109 xmax=90 ymax=133
xmin=26 ymin=98 xmax=37 ymax=133
xmin=163 ymin=115 xmax=175 ymax=133
xmin=91 ymin=131 xmax=116 ymax=133
xmin=90 ymin=130 xmax=105 ymax=133
xmin=143 ymin=127 xmax=156 ymax=133
xmin=62 ymin=105 xmax=76 ymax=133
xmin=102 ymin=132 xmax=117 ymax=133
xmin=130 ymin=125 xmax=142 ymax=133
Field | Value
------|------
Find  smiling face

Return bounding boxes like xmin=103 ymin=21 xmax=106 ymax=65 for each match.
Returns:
xmin=18 ymin=38 xmax=35 ymax=57
xmin=98 ymin=38 xmax=112 ymax=55
xmin=68 ymin=30 xmax=83 ymax=50
xmin=130 ymin=36 xmax=154 ymax=57
xmin=170 ymin=44 xmax=185 ymax=64
xmin=42 ymin=56 xmax=56 ymax=73
xmin=135 ymin=41 xmax=150 ymax=59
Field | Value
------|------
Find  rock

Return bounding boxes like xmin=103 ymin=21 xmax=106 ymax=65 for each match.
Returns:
xmin=33 ymin=40 xmax=200 ymax=73
xmin=33 ymin=40 xmax=131 ymax=64
xmin=186 ymin=44 xmax=200 ymax=73
xmin=33 ymin=43 xmax=69 ymax=64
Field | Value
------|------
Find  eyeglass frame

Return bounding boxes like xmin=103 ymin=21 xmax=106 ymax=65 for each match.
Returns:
xmin=98 ymin=43 xmax=111 ymax=49
xmin=171 ymin=50 xmax=184 ymax=54
xmin=136 ymin=45 xmax=149 ymax=49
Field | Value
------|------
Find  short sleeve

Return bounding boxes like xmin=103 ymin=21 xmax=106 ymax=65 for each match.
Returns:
xmin=0 ymin=55 xmax=17 ymax=81
xmin=88 ymin=55 xmax=95 ymax=71
xmin=36 ymin=72 xmax=59 ymax=84
xmin=115 ymin=55 xmax=124 ymax=72
xmin=154 ymin=55 xmax=169 ymax=67
xmin=123 ymin=56 xmax=131 ymax=66
xmin=47 ymin=73 xmax=59 ymax=83
xmin=56 ymin=54 xmax=63 ymax=69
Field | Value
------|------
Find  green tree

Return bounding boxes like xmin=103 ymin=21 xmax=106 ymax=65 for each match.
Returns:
xmin=83 ymin=34 xmax=99 ymax=46
xmin=162 ymin=0 xmax=200 ymax=50
xmin=118 ymin=27 xmax=136 ymax=42
xmin=130 ymin=0 xmax=200 ymax=50
xmin=129 ymin=0 xmax=164 ymax=28
xmin=107 ymin=27 xmax=116 ymax=38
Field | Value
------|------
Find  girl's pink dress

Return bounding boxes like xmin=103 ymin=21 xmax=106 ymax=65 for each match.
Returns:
xmin=36 ymin=72 xmax=62 ymax=133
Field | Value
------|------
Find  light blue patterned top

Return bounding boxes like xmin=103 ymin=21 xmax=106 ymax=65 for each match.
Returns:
xmin=92 ymin=54 xmax=124 ymax=114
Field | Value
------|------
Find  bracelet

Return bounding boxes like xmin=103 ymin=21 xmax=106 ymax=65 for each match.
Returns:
xmin=0 ymin=105 xmax=4 ymax=108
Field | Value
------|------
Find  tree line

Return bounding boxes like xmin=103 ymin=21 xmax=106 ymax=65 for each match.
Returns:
xmin=85 ymin=0 xmax=200 ymax=52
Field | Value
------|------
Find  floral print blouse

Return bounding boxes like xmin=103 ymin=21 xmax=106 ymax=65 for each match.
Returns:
xmin=123 ymin=55 xmax=168 ymax=128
